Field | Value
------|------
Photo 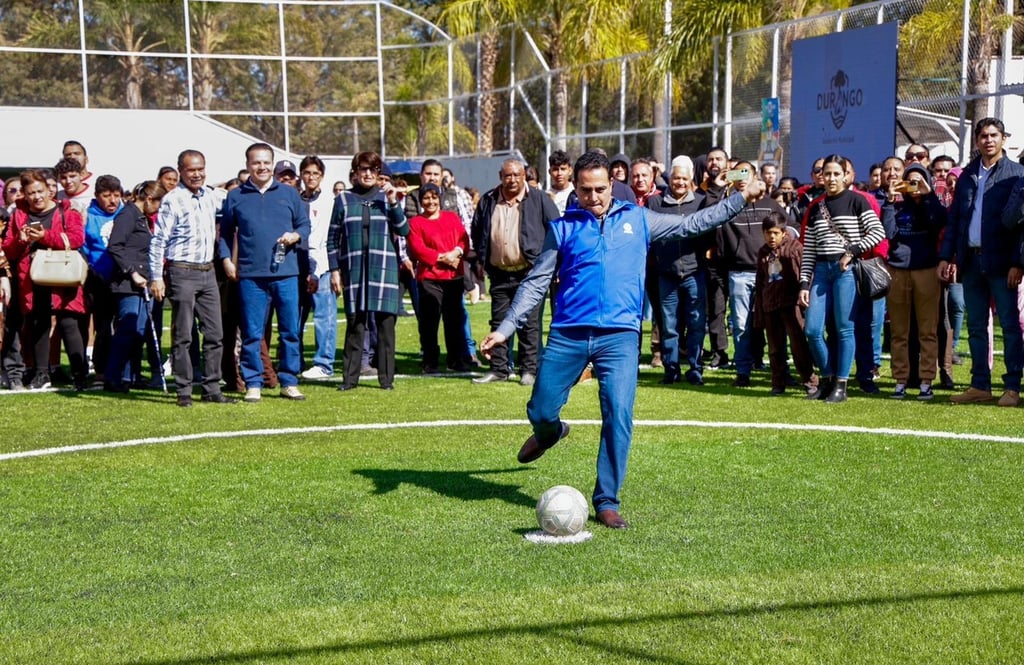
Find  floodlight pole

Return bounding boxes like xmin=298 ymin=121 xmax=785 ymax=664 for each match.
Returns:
xmin=78 ymin=0 xmax=88 ymax=108
xmin=278 ymin=2 xmax=291 ymax=153
xmin=958 ymin=0 xmax=970 ymax=164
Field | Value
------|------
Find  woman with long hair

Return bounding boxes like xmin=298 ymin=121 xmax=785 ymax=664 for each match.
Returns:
xmin=797 ymin=154 xmax=885 ymax=403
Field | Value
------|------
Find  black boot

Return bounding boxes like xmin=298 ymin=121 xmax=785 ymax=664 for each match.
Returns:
xmin=826 ymin=378 xmax=848 ymax=403
xmin=806 ymin=376 xmax=834 ymax=400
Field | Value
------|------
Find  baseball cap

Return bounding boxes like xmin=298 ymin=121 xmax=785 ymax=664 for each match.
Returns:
xmin=274 ymin=159 xmax=297 ymax=177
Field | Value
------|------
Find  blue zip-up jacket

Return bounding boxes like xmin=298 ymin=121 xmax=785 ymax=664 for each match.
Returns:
xmin=497 ymin=192 xmax=749 ymax=338
xmin=940 ymin=154 xmax=1024 ymax=275
xmin=83 ymin=199 xmax=122 ymax=281
xmin=219 ymin=179 xmax=310 ymax=278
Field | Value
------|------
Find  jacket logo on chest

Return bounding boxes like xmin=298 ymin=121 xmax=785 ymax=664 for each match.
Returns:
xmin=623 ymin=223 xmax=634 ymax=235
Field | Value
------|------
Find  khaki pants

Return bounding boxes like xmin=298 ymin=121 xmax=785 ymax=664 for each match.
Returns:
xmin=887 ymin=267 xmax=940 ymax=383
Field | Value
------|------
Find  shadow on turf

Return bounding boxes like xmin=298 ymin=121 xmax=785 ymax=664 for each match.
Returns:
xmin=353 ymin=467 xmax=536 ymax=508
xmin=124 ymin=584 xmax=1024 ymax=665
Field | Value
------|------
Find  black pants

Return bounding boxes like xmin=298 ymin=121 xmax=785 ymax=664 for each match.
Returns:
xmin=3 ymin=280 xmax=25 ymax=382
xmin=488 ymin=268 xmax=541 ymax=376
xmin=418 ymin=278 xmax=467 ymax=370
xmin=705 ymin=263 xmax=729 ymax=357
xmin=165 ymin=266 xmax=224 ymax=397
xmin=344 ymin=311 xmax=395 ymax=388
xmin=29 ymin=290 xmax=87 ymax=382
xmin=84 ymin=273 xmax=114 ymax=378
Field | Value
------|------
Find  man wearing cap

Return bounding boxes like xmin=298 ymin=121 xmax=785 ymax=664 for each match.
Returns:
xmin=220 ymin=142 xmax=310 ymax=403
xmin=274 ymin=159 xmax=299 ymax=189
xmin=939 ymin=117 xmax=1024 ymax=406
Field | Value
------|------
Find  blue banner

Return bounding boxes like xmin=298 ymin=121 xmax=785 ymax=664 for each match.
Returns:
xmin=790 ymin=22 xmax=898 ymax=182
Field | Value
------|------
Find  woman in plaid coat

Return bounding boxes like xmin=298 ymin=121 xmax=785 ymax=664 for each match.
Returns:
xmin=327 ymin=151 xmax=408 ymax=391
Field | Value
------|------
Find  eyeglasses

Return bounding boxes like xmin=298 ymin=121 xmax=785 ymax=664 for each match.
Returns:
xmin=356 ymin=166 xmax=378 ymax=174
xmin=905 ymin=151 xmax=928 ymax=161
xmin=812 ymin=167 xmax=823 ymax=174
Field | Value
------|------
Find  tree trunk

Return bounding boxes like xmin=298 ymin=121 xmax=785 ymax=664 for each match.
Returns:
xmin=968 ymin=12 xmax=997 ymax=127
xmin=547 ymin=22 xmax=567 ymax=152
xmin=478 ymin=30 xmax=499 ymax=154
xmin=416 ymin=106 xmax=427 ymax=155
xmin=554 ymin=69 xmax=568 ymax=152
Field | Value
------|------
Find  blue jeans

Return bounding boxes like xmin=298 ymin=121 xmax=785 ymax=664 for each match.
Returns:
xmin=947 ymin=282 xmax=965 ymax=350
xmin=805 ymin=260 xmax=857 ymax=379
xmin=310 ymin=272 xmax=337 ymax=373
xmin=526 ymin=327 xmax=639 ymax=513
xmin=728 ymin=271 xmax=757 ymax=375
xmin=961 ymin=254 xmax=1023 ymax=392
xmin=854 ymin=294 xmax=885 ymax=382
xmin=106 ymin=293 xmax=149 ymax=387
xmin=658 ymin=272 xmax=706 ymax=372
xmin=239 ymin=276 xmax=301 ymax=389
xmin=462 ymin=298 xmax=478 ymax=362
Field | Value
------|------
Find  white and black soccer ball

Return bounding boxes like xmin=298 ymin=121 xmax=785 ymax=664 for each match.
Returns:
xmin=536 ymin=485 xmax=589 ymax=536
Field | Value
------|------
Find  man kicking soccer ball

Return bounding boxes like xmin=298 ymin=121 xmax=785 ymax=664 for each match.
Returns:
xmin=481 ymin=151 xmax=765 ymax=529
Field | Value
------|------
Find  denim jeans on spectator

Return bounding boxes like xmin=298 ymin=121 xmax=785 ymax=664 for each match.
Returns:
xmin=805 ymin=259 xmax=856 ymax=379
xmin=947 ymin=281 xmax=965 ymax=350
xmin=658 ymin=272 xmax=706 ymax=372
xmin=239 ymin=276 xmax=301 ymax=389
xmin=526 ymin=327 xmax=639 ymax=512
xmin=960 ymin=253 xmax=1023 ymax=392
xmin=310 ymin=272 xmax=337 ymax=373
xmin=728 ymin=271 xmax=757 ymax=375
xmin=106 ymin=293 xmax=149 ymax=386
xmin=854 ymin=293 xmax=885 ymax=382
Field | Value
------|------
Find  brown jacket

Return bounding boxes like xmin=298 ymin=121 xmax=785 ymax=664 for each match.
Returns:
xmin=754 ymin=233 xmax=803 ymax=326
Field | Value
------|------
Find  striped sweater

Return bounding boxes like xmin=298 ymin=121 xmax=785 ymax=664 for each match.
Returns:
xmin=799 ymin=189 xmax=884 ymax=286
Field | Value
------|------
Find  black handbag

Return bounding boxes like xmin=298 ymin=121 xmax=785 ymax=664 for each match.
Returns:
xmin=851 ymin=256 xmax=891 ymax=299
xmin=818 ymin=201 xmax=891 ymax=299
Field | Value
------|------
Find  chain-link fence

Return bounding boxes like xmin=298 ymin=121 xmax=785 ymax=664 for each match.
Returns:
xmin=1 ymin=0 xmax=1020 ymax=172
xmin=437 ymin=0 xmax=1023 ymax=177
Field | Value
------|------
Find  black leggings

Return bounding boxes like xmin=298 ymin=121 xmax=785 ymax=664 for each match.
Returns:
xmin=30 ymin=291 xmax=87 ymax=381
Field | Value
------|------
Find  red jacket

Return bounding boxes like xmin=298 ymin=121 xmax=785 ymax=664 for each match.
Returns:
xmin=3 ymin=199 xmax=87 ymax=315
xmin=406 ymin=210 xmax=469 ymax=282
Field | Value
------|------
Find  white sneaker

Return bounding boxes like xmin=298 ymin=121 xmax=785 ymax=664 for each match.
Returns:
xmin=244 ymin=387 xmax=262 ymax=403
xmin=301 ymin=365 xmax=332 ymax=380
xmin=280 ymin=385 xmax=306 ymax=401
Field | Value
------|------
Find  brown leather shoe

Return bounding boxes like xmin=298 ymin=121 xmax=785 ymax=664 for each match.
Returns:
xmin=949 ymin=387 xmax=994 ymax=404
xmin=998 ymin=390 xmax=1020 ymax=407
xmin=596 ymin=509 xmax=629 ymax=529
xmin=517 ymin=422 xmax=570 ymax=463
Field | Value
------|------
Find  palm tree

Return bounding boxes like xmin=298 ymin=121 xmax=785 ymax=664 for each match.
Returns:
xmin=652 ymin=0 xmax=851 ymax=164
xmin=440 ymin=0 xmax=520 ymax=153
xmin=901 ymin=0 xmax=1020 ymax=126
xmin=90 ymin=0 xmax=168 ymax=109
xmin=530 ymin=1 xmax=652 ymax=151
xmin=391 ymin=39 xmax=473 ymax=155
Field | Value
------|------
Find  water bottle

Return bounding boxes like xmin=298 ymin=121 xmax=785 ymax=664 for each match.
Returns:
xmin=272 ymin=241 xmax=287 ymax=265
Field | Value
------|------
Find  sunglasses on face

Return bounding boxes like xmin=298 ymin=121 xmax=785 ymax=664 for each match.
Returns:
xmin=905 ymin=151 xmax=928 ymax=160
xmin=812 ymin=167 xmax=823 ymax=174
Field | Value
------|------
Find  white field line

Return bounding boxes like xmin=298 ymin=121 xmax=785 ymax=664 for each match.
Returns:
xmin=2 ymin=419 xmax=1024 ymax=463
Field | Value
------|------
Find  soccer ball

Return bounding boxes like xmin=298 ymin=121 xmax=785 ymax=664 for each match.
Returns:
xmin=536 ymin=485 xmax=589 ymax=536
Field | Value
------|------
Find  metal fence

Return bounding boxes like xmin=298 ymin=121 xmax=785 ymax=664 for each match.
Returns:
xmin=0 ymin=0 xmax=1020 ymax=171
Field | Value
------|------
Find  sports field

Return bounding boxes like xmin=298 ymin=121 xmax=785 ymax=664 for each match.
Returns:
xmin=2 ymin=308 xmax=1023 ymax=664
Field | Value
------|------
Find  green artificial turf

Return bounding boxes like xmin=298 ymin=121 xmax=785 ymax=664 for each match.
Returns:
xmin=1 ymin=307 xmax=1023 ymax=664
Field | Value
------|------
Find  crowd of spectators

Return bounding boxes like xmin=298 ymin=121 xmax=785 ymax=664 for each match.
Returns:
xmin=2 ymin=115 xmax=1023 ymax=407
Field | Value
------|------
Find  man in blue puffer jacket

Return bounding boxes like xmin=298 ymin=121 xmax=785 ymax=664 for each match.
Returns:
xmin=481 ymin=151 xmax=765 ymax=529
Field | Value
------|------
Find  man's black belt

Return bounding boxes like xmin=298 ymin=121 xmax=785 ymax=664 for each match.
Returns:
xmin=166 ymin=260 xmax=214 ymax=271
